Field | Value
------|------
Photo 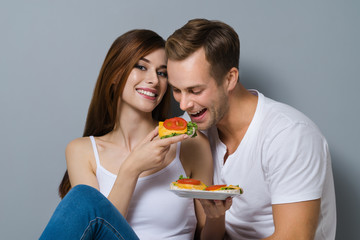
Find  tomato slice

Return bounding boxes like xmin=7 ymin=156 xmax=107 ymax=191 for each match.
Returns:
xmin=177 ymin=179 xmax=201 ymax=185
xmin=205 ymin=185 xmax=226 ymax=191
xmin=164 ymin=117 xmax=187 ymax=130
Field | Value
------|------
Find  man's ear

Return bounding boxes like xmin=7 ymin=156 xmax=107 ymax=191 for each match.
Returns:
xmin=224 ymin=67 xmax=239 ymax=92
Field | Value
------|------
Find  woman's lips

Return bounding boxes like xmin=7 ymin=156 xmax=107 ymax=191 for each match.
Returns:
xmin=136 ymin=88 xmax=157 ymax=100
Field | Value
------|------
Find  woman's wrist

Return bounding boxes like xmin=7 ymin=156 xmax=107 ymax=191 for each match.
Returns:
xmin=119 ymin=156 xmax=142 ymax=179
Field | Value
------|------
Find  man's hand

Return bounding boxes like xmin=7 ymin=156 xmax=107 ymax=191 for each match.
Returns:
xmin=197 ymin=197 xmax=232 ymax=219
xmin=196 ymin=197 xmax=232 ymax=240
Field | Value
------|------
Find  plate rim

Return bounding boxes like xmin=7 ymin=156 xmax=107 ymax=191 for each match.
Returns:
xmin=168 ymin=188 xmax=241 ymax=200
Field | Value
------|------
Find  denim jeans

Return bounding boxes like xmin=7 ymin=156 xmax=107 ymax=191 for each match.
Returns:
xmin=40 ymin=185 xmax=139 ymax=240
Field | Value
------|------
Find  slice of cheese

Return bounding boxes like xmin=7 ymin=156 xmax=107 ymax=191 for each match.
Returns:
xmin=159 ymin=121 xmax=187 ymax=138
xmin=170 ymin=182 xmax=207 ymax=191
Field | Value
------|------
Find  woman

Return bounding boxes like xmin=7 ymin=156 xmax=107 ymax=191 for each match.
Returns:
xmin=40 ymin=29 xmax=214 ymax=239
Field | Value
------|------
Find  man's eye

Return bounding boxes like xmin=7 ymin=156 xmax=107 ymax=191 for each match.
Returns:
xmin=173 ymin=88 xmax=180 ymax=93
xmin=157 ymin=71 xmax=168 ymax=78
xmin=191 ymin=90 xmax=202 ymax=95
xmin=134 ymin=64 xmax=146 ymax=71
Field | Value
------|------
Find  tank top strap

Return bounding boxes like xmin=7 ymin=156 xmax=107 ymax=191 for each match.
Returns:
xmin=89 ymin=136 xmax=101 ymax=167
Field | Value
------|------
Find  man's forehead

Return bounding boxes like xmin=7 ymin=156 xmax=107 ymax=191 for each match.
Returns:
xmin=168 ymin=72 xmax=213 ymax=91
xmin=168 ymin=80 xmax=205 ymax=90
xmin=167 ymin=78 xmax=187 ymax=89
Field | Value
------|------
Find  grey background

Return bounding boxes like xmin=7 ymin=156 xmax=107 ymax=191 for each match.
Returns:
xmin=1 ymin=0 xmax=359 ymax=239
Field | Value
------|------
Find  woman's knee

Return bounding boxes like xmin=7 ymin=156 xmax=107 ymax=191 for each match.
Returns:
xmin=67 ymin=184 xmax=100 ymax=199
xmin=62 ymin=185 xmax=105 ymax=210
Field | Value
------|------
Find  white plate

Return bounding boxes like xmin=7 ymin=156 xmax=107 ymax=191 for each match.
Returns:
xmin=169 ymin=189 xmax=241 ymax=200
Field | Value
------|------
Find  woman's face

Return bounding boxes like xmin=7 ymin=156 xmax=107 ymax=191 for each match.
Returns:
xmin=121 ymin=48 xmax=168 ymax=114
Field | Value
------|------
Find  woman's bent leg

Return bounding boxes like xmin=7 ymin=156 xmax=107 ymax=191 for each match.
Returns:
xmin=40 ymin=185 xmax=139 ymax=240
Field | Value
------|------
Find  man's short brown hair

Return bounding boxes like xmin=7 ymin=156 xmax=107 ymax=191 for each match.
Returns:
xmin=166 ymin=18 xmax=240 ymax=84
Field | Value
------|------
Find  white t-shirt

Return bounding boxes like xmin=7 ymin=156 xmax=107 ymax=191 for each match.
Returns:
xmin=207 ymin=90 xmax=336 ymax=240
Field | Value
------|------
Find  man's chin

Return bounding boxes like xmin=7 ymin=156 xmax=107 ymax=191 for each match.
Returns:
xmin=192 ymin=121 xmax=211 ymax=131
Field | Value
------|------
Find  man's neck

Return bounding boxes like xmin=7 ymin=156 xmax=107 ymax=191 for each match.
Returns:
xmin=216 ymin=84 xmax=258 ymax=160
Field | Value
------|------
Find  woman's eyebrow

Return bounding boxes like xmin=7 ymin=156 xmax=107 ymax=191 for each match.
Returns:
xmin=139 ymin=57 xmax=150 ymax=63
xmin=139 ymin=57 xmax=166 ymax=69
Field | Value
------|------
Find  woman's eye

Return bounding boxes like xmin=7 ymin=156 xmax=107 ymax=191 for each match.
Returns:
xmin=134 ymin=64 xmax=146 ymax=71
xmin=157 ymin=71 xmax=168 ymax=78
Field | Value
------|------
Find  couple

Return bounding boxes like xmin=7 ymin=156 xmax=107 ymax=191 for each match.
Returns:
xmin=40 ymin=19 xmax=336 ymax=240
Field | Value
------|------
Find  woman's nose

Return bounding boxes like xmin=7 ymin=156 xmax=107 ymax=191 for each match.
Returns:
xmin=146 ymin=71 xmax=159 ymax=85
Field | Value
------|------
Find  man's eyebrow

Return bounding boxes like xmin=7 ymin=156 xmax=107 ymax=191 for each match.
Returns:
xmin=168 ymin=83 xmax=205 ymax=90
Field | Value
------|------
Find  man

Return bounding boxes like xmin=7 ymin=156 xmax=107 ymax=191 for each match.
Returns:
xmin=166 ymin=18 xmax=336 ymax=239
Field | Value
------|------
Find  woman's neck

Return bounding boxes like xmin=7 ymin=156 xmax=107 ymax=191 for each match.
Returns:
xmin=107 ymin=104 xmax=157 ymax=151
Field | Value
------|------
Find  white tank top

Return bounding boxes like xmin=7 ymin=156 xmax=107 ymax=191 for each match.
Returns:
xmin=89 ymin=136 xmax=197 ymax=240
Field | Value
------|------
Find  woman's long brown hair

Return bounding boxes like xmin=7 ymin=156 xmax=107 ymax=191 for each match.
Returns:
xmin=58 ymin=30 xmax=170 ymax=198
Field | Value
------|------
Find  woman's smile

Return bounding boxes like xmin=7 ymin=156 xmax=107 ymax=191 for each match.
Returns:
xmin=136 ymin=88 xmax=158 ymax=100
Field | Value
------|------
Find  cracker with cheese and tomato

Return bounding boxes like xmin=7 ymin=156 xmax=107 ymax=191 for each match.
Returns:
xmin=204 ymin=184 xmax=243 ymax=194
xmin=170 ymin=176 xmax=207 ymax=191
xmin=170 ymin=175 xmax=243 ymax=195
xmin=159 ymin=117 xmax=198 ymax=139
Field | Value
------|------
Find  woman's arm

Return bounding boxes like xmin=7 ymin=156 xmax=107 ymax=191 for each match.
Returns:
xmin=107 ymin=129 xmax=189 ymax=217
xmin=66 ymin=136 xmax=144 ymax=217
xmin=66 ymin=137 xmax=100 ymax=190
xmin=67 ymin=129 xmax=189 ymax=218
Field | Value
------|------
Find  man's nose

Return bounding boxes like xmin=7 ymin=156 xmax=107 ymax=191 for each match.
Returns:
xmin=179 ymin=94 xmax=193 ymax=111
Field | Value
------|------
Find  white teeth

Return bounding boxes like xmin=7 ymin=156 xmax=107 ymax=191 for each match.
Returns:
xmin=137 ymin=89 xmax=155 ymax=97
xmin=190 ymin=109 xmax=203 ymax=115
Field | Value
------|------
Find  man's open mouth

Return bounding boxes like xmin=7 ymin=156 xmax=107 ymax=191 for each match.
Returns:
xmin=189 ymin=108 xmax=207 ymax=118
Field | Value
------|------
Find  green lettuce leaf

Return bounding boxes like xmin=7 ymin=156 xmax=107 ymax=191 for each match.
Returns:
xmin=186 ymin=121 xmax=198 ymax=138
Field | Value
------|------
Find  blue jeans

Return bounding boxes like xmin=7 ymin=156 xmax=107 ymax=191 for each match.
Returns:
xmin=40 ymin=185 xmax=139 ymax=240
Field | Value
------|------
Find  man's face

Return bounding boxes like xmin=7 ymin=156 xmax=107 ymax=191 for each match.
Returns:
xmin=167 ymin=48 xmax=229 ymax=130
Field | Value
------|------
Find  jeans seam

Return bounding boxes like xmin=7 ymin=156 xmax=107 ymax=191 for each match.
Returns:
xmin=80 ymin=217 xmax=126 ymax=240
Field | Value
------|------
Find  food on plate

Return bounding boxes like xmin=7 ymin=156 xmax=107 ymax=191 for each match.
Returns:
xmin=159 ymin=117 xmax=198 ymax=139
xmin=205 ymin=184 xmax=243 ymax=194
xmin=170 ymin=175 xmax=243 ymax=194
xmin=170 ymin=175 xmax=207 ymax=190
xmin=204 ymin=185 xmax=227 ymax=191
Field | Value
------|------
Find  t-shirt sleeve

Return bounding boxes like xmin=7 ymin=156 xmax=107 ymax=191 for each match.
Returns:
xmin=264 ymin=123 xmax=329 ymax=204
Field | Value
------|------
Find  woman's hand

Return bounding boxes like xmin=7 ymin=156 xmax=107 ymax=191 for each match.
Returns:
xmin=123 ymin=127 xmax=189 ymax=176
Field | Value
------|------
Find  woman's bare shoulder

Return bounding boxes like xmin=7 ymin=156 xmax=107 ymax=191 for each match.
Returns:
xmin=66 ymin=137 xmax=91 ymax=149
xmin=65 ymin=137 xmax=93 ymax=160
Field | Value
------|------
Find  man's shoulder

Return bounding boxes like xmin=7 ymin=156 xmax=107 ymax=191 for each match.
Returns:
xmin=261 ymin=94 xmax=319 ymax=131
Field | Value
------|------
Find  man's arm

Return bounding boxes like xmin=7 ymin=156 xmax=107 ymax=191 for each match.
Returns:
xmin=263 ymin=123 xmax=328 ymax=239
xmin=180 ymin=132 xmax=230 ymax=240
xmin=264 ymin=199 xmax=320 ymax=240
xmin=197 ymin=198 xmax=232 ymax=240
